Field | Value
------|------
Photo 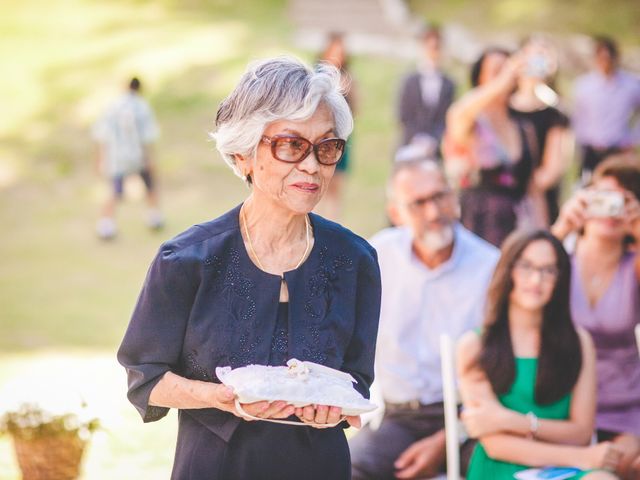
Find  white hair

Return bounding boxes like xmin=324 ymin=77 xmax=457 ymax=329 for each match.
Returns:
xmin=386 ymin=159 xmax=446 ymax=200
xmin=211 ymin=56 xmax=354 ymax=181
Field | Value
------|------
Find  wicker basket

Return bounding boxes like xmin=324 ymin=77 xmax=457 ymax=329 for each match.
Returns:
xmin=11 ymin=432 xmax=87 ymax=480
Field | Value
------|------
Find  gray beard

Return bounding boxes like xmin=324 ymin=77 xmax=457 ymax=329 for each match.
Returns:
xmin=419 ymin=225 xmax=454 ymax=251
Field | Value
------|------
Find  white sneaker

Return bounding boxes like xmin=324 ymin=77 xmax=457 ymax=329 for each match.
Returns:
xmin=97 ymin=217 xmax=117 ymax=240
xmin=147 ymin=210 xmax=165 ymax=231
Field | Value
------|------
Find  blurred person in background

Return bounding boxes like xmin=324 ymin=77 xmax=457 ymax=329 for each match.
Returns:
xmin=573 ymin=36 xmax=640 ymax=181
xmin=397 ymin=26 xmax=455 ymax=158
xmin=457 ymin=229 xmax=621 ymax=479
xmin=349 ymin=160 xmax=498 ymax=479
xmin=444 ymin=48 xmax=537 ymax=247
xmin=117 ymin=57 xmax=381 ymax=480
xmin=551 ymin=155 xmax=640 ymax=479
xmin=314 ymin=32 xmax=356 ymax=221
xmin=510 ymin=35 xmax=572 ymax=225
xmin=92 ymin=77 xmax=163 ymax=240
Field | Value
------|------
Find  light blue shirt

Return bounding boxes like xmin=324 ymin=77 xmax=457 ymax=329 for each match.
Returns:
xmin=93 ymin=92 xmax=159 ymax=177
xmin=370 ymin=224 xmax=499 ymax=405
xmin=573 ymin=70 xmax=640 ymax=149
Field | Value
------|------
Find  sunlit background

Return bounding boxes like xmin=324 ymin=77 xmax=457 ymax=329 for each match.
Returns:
xmin=1 ymin=0 xmax=638 ymax=478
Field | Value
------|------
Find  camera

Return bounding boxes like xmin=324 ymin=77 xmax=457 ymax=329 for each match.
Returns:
xmin=526 ymin=54 xmax=552 ymax=79
xmin=586 ymin=190 xmax=625 ymax=218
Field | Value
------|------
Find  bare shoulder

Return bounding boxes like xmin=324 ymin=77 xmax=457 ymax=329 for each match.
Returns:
xmin=456 ymin=330 xmax=482 ymax=374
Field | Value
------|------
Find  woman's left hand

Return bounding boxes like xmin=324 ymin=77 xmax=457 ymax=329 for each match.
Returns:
xmin=461 ymin=398 xmax=513 ymax=438
xmin=294 ymin=405 xmax=361 ymax=429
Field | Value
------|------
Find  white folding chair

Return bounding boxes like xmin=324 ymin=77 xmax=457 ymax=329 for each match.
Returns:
xmin=440 ymin=333 xmax=462 ymax=480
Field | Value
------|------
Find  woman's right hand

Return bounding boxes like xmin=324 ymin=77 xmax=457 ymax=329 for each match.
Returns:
xmin=495 ymin=52 xmax=526 ymax=91
xmin=551 ymin=189 xmax=590 ymax=240
xmin=211 ymin=384 xmax=295 ymax=421
xmin=579 ymin=442 xmax=622 ymax=471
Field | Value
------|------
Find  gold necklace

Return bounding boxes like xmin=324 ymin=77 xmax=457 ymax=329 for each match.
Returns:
xmin=241 ymin=206 xmax=311 ymax=277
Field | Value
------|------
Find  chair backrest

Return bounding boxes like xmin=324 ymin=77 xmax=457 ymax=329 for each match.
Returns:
xmin=440 ymin=333 xmax=460 ymax=480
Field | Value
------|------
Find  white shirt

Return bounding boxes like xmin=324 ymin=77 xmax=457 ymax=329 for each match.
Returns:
xmin=419 ymin=67 xmax=443 ymax=106
xmin=92 ymin=92 xmax=159 ymax=177
xmin=370 ymin=224 xmax=499 ymax=405
xmin=572 ymin=70 xmax=640 ymax=149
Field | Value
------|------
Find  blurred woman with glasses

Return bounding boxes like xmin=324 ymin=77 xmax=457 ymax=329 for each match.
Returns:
xmin=457 ymin=229 xmax=621 ymax=479
xmin=117 ymin=56 xmax=381 ymax=480
xmin=552 ymin=155 xmax=640 ymax=479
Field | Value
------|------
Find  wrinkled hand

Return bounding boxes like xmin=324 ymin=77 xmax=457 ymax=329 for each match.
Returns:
xmin=212 ymin=384 xmax=294 ymax=421
xmin=461 ymin=398 xmax=511 ymax=438
xmin=293 ymin=405 xmax=360 ymax=429
xmin=581 ymin=442 xmax=623 ymax=471
xmin=394 ymin=433 xmax=446 ymax=479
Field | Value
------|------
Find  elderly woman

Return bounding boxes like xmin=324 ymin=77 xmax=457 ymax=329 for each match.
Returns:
xmin=117 ymin=56 xmax=381 ymax=480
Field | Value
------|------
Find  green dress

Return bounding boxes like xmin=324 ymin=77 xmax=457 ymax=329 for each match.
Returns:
xmin=466 ymin=357 xmax=590 ymax=479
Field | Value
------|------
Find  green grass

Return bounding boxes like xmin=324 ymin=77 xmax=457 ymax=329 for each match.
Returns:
xmin=408 ymin=0 xmax=640 ymax=44
xmin=0 ymin=0 xmax=405 ymax=350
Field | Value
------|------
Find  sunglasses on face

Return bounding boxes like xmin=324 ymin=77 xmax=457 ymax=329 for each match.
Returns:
xmin=261 ymin=135 xmax=346 ymax=166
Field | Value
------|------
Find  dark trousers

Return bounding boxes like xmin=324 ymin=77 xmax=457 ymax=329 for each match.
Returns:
xmin=349 ymin=402 xmax=475 ymax=480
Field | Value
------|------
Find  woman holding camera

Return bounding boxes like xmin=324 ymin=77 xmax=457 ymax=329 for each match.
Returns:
xmin=551 ymin=155 xmax=640 ymax=479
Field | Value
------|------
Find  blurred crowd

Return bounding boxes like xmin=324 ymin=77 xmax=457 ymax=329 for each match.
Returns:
xmin=346 ymin=29 xmax=640 ymax=480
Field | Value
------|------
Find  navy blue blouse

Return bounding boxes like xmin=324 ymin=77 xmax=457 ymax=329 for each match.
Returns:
xmin=117 ymin=204 xmax=381 ymax=450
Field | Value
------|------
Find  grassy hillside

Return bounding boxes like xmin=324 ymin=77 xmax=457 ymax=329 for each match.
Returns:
xmin=408 ymin=0 xmax=640 ymax=44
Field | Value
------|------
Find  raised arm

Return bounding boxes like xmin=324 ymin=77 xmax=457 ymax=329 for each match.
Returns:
xmin=550 ymin=189 xmax=590 ymax=241
xmin=445 ymin=55 xmax=523 ymax=145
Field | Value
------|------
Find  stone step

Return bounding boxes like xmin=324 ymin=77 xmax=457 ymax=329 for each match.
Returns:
xmin=288 ymin=0 xmax=419 ymax=56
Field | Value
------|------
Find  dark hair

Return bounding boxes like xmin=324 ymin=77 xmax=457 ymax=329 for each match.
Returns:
xmin=129 ymin=77 xmax=141 ymax=91
xmin=592 ymin=155 xmax=640 ymax=201
xmin=470 ymin=48 xmax=511 ymax=87
xmin=479 ymin=229 xmax=582 ymax=405
xmin=594 ymin=36 xmax=619 ymax=61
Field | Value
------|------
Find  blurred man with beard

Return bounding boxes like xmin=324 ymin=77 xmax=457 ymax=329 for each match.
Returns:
xmin=350 ymin=160 xmax=499 ymax=479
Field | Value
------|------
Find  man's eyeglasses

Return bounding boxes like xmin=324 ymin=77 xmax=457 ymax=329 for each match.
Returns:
xmin=405 ymin=190 xmax=452 ymax=212
xmin=514 ymin=260 xmax=559 ymax=282
xmin=261 ymin=135 xmax=346 ymax=166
